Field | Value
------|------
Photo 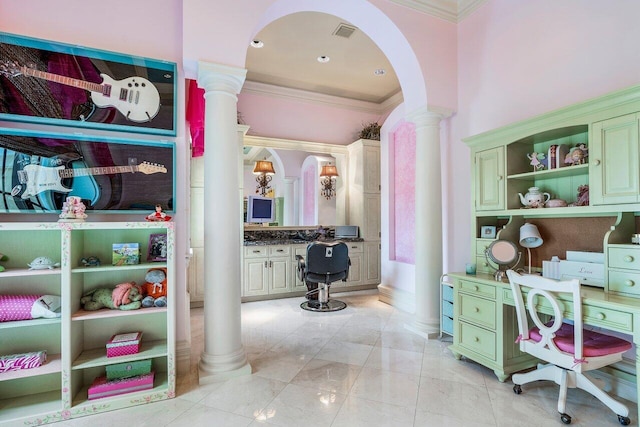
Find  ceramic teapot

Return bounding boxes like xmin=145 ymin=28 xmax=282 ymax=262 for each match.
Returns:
xmin=518 ymin=187 xmax=550 ymax=208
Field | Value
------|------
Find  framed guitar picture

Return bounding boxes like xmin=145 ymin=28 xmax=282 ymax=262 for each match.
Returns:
xmin=0 ymin=128 xmax=175 ymax=213
xmin=0 ymin=32 xmax=176 ymax=136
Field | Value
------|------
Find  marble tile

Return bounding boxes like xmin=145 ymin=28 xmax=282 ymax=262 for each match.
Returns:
xmin=165 ymin=403 xmax=254 ymax=427
xmin=365 ymin=346 xmax=423 ymax=376
xmin=290 ymin=359 xmax=361 ymax=394
xmin=314 ymin=339 xmax=374 ymax=366
xmin=416 ymin=377 xmax=496 ymax=425
xmin=349 ymin=367 xmax=420 ymax=407
xmin=334 ymin=325 xmax=381 ymax=346
xmin=421 ymin=353 xmax=489 ymax=387
xmin=269 ymin=333 xmax=328 ymax=360
xmin=199 ymin=374 xmax=287 ymax=418
xmin=332 ymin=395 xmax=415 ymax=427
xmin=250 ymin=350 xmax=310 ymax=383
xmin=259 ymin=383 xmax=347 ymax=426
xmin=376 ymin=330 xmax=426 ymax=353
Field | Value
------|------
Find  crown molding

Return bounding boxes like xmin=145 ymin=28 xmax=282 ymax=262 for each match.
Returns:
xmin=390 ymin=0 xmax=487 ymax=23
xmin=241 ymin=80 xmax=401 ymax=115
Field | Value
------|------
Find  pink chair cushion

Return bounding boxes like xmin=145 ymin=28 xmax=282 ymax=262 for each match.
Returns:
xmin=529 ymin=322 xmax=632 ymax=357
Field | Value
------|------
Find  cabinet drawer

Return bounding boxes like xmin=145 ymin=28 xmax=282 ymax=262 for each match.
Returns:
xmin=346 ymin=242 xmax=364 ymax=253
xmin=245 ymin=247 xmax=268 ymax=258
xmin=475 ymin=256 xmax=496 ymax=274
xmin=608 ymin=247 xmax=640 ymax=270
xmin=442 ymin=300 xmax=453 ymax=318
xmin=583 ymin=305 xmax=633 ymax=333
xmin=269 ymin=246 xmax=290 ymax=257
xmin=442 ymin=284 xmax=453 ymax=302
xmin=459 ymin=280 xmax=496 ymax=299
xmin=459 ymin=294 xmax=496 ymax=330
xmin=476 ymin=239 xmax=494 ymax=256
xmin=608 ymin=270 xmax=640 ymax=297
xmin=459 ymin=321 xmax=496 ymax=361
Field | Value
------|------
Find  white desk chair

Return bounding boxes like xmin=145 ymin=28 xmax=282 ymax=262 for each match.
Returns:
xmin=506 ymin=270 xmax=632 ymax=425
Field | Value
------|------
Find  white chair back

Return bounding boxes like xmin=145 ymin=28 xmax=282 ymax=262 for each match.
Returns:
xmin=506 ymin=270 xmax=584 ymax=371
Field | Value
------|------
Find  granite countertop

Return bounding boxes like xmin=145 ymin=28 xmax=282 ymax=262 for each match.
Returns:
xmin=244 ymin=237 xmax=364 ymax=246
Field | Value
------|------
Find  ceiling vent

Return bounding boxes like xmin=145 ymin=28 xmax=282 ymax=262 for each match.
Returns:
xmin=333 ymin=23 xmax=357 ymax=38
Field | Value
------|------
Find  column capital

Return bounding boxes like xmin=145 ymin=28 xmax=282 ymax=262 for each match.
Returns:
xmin=406 ymin=105 xmax=444 ymax=128
xmin=197 ymin=61 xmax=247 ymax=95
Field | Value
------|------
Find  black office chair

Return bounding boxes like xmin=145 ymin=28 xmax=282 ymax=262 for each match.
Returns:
xmin=296 ymin=241 xmax=350 ymax=312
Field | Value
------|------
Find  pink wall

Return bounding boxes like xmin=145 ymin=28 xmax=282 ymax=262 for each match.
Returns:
xmin=448 ymin=0 xmax=640 ymax=272
xmin=302 ymin=164 xmax=316 ymax=225
xmin=390 ymin=121 xmax=416 ymax=264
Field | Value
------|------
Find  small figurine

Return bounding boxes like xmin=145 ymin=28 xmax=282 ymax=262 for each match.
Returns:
xmin=527 ymin=152 xmax=546 ymax=171
xmin=146 ymin=204 xmax=172 ymax=222
xmin=0 ymin=253 xmax=7 ymax=272
xmin=564 ymin=144 xmax=588 ymax=166
xmin=570 ymin=184 xmax=590 ymax=207
xmin=80 ymin=256 xmax=101 ymax=267
xmin=59 ymin=196 xmax=87 ymax=222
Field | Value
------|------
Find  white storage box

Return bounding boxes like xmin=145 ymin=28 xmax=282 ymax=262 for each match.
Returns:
xmin=559 ymin=260 xmax=604 ymax=287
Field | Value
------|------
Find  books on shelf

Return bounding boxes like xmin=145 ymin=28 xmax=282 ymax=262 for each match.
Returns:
xmin=547 ymin=144 xmax=569 ymax=169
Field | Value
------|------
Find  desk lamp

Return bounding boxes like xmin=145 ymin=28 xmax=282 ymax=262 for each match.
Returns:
xmin=519 ymin=223 xmax=543 ymax=274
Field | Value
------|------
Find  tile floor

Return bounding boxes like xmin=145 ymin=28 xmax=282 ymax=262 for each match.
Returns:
xmin=59 ymin=290 xmax=636 ymax=427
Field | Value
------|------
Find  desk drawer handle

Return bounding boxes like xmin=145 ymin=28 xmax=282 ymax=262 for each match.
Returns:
xmin=474 ymin=336 xmax=480 ymax=342
xmin=253 ymin=250 xmax=261 ymax=253
xmin=276 ymin=249 xmax=284 ymax=252
xmin=624 ymin=255 xmax=634 ymax=263
xmin=596 ymin=312 xmax=606 ymax=320
xmin=624 ymin=280 xmax=635 ymax=287
xmin=351 ymin=246 xmax=358 ymax=249
xmin=483 ymin=262 xmax=489 ymax=267
xmin=473 ymin=285 xmax=479 ymax=291
xmin=474 ymin=307 xmax=480 ymax=313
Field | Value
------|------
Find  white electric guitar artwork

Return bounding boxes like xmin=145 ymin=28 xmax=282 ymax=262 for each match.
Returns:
xmin=0 ymin=61 xmax=161 ymax=123
xmin=16 ymin=161 xmax=167 ymax=199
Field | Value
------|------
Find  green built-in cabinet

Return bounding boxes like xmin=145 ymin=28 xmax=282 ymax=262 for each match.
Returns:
xmin=465 ymin=84 xmax=640 ymax=298
xmin=0 ymin=222 xmax=175 ymax=426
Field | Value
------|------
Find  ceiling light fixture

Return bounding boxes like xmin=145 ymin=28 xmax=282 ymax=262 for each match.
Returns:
xmin=250 ymin=40 xmax=264 ymax=48
xmin=374 ymin=69 xmax=386 ymax=76
xmin=317 ymin=55 xmax=330 ymax=63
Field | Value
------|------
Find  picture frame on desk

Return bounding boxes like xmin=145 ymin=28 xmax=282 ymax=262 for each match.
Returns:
xmin=481 ymin=225 xmax=497 ymax=239
xmin=147 ymin=233 xmax=167 ymax=262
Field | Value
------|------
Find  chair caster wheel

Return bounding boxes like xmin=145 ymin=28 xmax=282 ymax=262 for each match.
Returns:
xmin=618 ymin=415 xmax=630 ymax=425
xmin=560 ymin=413 xmax=571 ymax=424
xmin=513 ymin=385 xmax=522 ymax=395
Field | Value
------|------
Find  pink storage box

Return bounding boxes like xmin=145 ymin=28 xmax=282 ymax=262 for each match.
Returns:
xmin=106 ymin=332 xmax=143 ymax=358
xmin=88 ymin=371 xmax=154 ymax=400
xmin=0 ymin=350 xmax=47 ymax=373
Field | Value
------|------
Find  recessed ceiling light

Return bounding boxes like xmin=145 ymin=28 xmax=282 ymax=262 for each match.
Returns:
xmin=250 ymin=40 xmax=264 ymax=48
xmin=317 ymin=55 xmax=330 ymax=63
xmin=374 ymin=69 xmax=386 ymax=76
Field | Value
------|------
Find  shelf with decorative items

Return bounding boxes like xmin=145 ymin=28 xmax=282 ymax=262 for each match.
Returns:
xmin=0 ymin=221 xmax=175 ymax=426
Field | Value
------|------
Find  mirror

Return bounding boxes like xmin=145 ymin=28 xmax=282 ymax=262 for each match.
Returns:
xmin=485 ymin=240 xmax=521 ymax=281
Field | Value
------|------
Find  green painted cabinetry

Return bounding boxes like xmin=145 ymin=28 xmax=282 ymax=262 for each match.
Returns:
xmin=474 ymin=147 xmax=505 ymax=211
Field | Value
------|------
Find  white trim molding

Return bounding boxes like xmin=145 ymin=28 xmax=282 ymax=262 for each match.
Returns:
xmin=390 ymin=0 xmax=487 ymax=23
xmin=377 ymin=283 xmax=416 ymax=314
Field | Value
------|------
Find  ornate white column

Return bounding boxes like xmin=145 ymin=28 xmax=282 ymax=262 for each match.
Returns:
xmin=197 ymin=62 xmax=251 ymax=383
xmin=406 ymin=107 xmax=443 ymax=338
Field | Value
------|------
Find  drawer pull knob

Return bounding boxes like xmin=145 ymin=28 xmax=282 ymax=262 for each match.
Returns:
xmin=597 ymin=312 xmax=605 ymax=320
xmin=483 ymin=263 xmax=489 ymax=267
xmin=624 ymin=255 xmax=634 ymax=263
xmin=593 ymin=159 xmax=601 ymax=166
xmin=474 ymin=307 xmax=480 ymax=313
xmin=624 ymin=280 xmax=635 ymax=287
xmin=473 ymin=285 xmax=479 ymax=291
xmin=253 ymin=250 xmax=260 ymax=253
xmin=474 ymin=336 xmax=479 ymax=342
xmin=276 ymin=249 xmax=284 ymax=252
xmin=497 ymin=175 xmax=503 ymax=181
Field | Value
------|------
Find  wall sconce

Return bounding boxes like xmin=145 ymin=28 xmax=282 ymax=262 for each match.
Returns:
xmin=519 ymin=223 xmax=543 ymax=274
xmin=320 ymin=164 xmax=339 ymax=200
xmin=253 ymin=159 xmax=275 ymax=196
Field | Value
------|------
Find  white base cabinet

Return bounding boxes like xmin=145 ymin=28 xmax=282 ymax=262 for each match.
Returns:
xmin=0 ymin=222 xmax=175 ymax=426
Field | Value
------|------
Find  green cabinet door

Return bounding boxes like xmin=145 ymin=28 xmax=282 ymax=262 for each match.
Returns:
xmin=474 ymin=147 xmax=505 ymax=211
xmin=590 ymin=113 xmax=640 ymax=205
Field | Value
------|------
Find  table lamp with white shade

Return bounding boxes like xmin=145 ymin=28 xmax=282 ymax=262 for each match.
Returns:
xmin=519 ymin=223 xmax=543 ymax=274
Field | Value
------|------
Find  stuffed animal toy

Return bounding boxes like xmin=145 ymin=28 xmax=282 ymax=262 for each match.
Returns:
xmin=80 ymin=282 xmax=143 ymax=311
xmin=141 ymin=268 xmax=167 ymax=308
